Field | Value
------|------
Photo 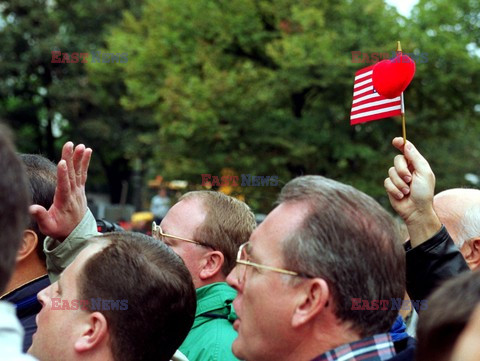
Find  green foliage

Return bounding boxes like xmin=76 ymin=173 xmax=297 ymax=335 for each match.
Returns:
xmin=2 ymin=0 xmax=479 ymax=212
xmin=98 ymin=0 xmax=407 ymax=210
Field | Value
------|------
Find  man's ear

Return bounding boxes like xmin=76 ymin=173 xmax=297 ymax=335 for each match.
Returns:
xmin=199 ymin=251 xmax=224 ymax=280
xmin=74 ymin=312 xmax=109 ymax=353
xmin=17 ymin=229 xmax=39 ymax=262
xmin=465 ymin=238 xmax=480 ymax=269
xmin=292 ymin=278 xmax=330 ymax=328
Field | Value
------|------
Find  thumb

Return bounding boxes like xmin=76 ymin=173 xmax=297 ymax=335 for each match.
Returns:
xmin=403 ymin=141 xmax=432 ymax=175
xmin=392 ymin=137 xmax=432 ymax=175
xmin=29 ymin=205 xmax=55 ymax=233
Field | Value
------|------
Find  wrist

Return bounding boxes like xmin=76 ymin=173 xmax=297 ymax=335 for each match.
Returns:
xmin=405 ymin=207 xmax=442 ymax=248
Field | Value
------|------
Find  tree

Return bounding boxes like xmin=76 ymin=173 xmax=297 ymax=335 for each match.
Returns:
xmin=0 ymin=0 xmax=147 ymax=203
xmin=100 ymin=0 xmax=409 ymax=211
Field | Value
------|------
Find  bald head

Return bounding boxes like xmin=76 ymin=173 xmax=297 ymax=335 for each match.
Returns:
xmin=434 ymin=188 xmax=480 ymax=270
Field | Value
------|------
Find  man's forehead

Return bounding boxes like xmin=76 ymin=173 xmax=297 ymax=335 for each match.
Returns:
xmin=161 ymin=197 xmax=206 ymax=233
xmin=259 ymin=202 xmax=308 ymax=233
xmin=249 ymin=201 xmax=309 ymax=252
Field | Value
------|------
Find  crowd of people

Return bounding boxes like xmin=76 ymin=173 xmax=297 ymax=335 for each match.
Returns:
xmin=1 ymin=124 xmax=479 ymax=361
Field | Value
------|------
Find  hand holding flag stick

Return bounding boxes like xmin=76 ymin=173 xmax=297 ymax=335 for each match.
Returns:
xmin=350 ymin=41 xmax=415 ymax=144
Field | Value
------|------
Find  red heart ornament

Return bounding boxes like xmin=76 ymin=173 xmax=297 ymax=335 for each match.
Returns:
xmin=372 ymin=55 xmax=416 ymax=99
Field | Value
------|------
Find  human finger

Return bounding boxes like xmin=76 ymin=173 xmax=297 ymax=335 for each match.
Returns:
xmin=384 ymin=177 xmax=405 ymax=200
xmin=393 ymin=154 xmax=412 ymax=184
xmin=388 ymin=166 xmax=410 ymax=195
xmin=80 ymin=148 xmax=92 ymax=185
xmin=61 ymin=142 xmax=76 ymax=189
xmin=72 ymin=144 xmax=85 ymax=186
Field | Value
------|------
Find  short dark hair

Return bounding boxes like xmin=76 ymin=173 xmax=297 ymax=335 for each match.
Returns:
xmin=278 ymin=175 xmax=405 ymax=337
xmin=77 ymin=232 xmax=196 ymax=361
xmin=180 ymin=191 xmax=256 ymax=275
xmin=20 ymin=154 xmax=57 ymax=264
xmin=416 ymin=270 xmax=480 ymax=361
xmin=0 ymin=124 xmax=30 ymax=292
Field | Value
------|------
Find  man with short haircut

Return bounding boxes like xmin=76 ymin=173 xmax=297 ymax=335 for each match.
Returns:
xmin=434 ymin=189 xmax=480 ymax=270
xmin=415 ymin=270 xmax=480 ymax=361
xmin=154 ymin=191 xmax=256 ymax=360
xmin=31 ymin=143 xmax=256 ymax=361
xmin=226 ymin=175 xmax=409 ymax=361
xmin=1 ymin=154 xmax=56 ymax=351
xmin=0 ymin=125 xmax=35 ymax=360
xmin=28 ymin=231 xmax=196 ymax=361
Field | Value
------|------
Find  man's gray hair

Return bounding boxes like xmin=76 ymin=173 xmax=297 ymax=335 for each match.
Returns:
xmin=277 ymin=175 xmax=406 ymax=337
xmin=458 ymin=205 xmax=480 ymax=249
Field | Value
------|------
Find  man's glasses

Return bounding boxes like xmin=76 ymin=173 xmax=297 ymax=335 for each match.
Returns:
xmin=152 ymin=221 xmax=212 ymax=248
xmin=234 ymin=242 xmax=313 ymax=284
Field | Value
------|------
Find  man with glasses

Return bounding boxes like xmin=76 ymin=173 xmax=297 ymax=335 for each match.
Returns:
xmin=226 ymin=175 xmax=411 ymax=361
xmin=150 ymin=191 xmax=256 ymax=360
xmin=33 ymin=154 xmax=256 ymax=361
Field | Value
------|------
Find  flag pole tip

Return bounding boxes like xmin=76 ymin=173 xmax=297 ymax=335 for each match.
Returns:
xmin=396 ymin=41 xmax=402 ymax=52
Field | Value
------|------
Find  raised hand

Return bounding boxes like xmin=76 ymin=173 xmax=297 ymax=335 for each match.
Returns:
xmin=30 ymin=142 xmax=92 ymax=241
xmin=384 ymin=137 xmax=442 ymax=247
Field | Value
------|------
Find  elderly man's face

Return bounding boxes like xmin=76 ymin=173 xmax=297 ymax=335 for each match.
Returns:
xmin=226 ymin=201 xmax=309 ymax=361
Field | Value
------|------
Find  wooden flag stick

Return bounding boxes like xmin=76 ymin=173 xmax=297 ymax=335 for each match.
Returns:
xmin=401 ymin=93 xmax=406 ymax=144
xmin=397 ymin=41 xmax=407 ymax=144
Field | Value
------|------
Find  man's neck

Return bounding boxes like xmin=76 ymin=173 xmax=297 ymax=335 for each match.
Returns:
xmin=3 ymin=260 xmax=47 ymax=296
xmin=279 ymin=321 xmax=362 ymax=361
xmin=194 ymin=274 xmax=226 ymax=289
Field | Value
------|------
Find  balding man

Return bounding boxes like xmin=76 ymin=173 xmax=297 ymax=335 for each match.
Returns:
xmin=434 ymin=189 xmax=480 ymax=270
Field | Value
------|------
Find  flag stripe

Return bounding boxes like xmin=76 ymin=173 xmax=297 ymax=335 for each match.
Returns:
xmin=353 ymin=79 xmax=373 ymax=93
xmin=354 ymin=70 xmax=373 ymax=81
xmin=353 ymin=85 xmax=374 ymax=97
xmin=351 ymin=98 xmax=401 ymax=112
xmin=352 ymin=92 xmax=381 ymax=105
xmin=349 ymin=65 xmax=401 ymax=125
xmin=353 ymin=78 xmax=372 ymax=89
xmin=351 ymin=110 xmax=402 ymax=125
xmin=351 ymin=105 xmax=401 ymax=119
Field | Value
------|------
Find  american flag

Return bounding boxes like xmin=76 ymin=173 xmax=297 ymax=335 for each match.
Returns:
xmin=350 ymin=65 xmax=401 ymax=125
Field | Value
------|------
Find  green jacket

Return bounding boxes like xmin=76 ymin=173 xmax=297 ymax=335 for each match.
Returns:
xmin=179 ymin=282 xmax=239 ymax=361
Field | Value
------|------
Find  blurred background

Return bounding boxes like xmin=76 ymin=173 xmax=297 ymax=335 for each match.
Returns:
xmin=0 ymin=0 xmax=479 ymax=226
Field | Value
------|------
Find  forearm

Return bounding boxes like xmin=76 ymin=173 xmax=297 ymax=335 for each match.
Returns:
xmin=405 ymin=225 xmax=469 ymax=303
xmin=44 ymin=209 xmax=100 ymax=282
xmin=405 ymin=208 xmax=443 ymax=248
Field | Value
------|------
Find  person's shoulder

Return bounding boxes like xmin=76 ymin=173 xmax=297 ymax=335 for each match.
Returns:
xmin=389 ymin=336 xmax=416 ymax=361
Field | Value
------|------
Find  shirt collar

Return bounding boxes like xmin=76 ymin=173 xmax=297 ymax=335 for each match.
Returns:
xmin=311 ymin=333 xmax=396 ymax=361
